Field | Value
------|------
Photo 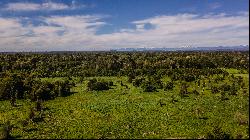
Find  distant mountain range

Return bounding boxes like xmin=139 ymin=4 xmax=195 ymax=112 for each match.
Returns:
xmin=111 ymin=45 xmax=249 ymax=52
xmin=0 ymin=45 xmax=248 ymax=54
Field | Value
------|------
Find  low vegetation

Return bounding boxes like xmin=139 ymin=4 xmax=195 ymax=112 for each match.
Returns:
xmin=0 ymin=51 xmax=249 ymax=138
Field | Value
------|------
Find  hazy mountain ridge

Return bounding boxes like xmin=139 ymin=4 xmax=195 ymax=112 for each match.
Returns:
xmin=0 ymin=45 xmax=248 ymax=54
xmin=112 ymin=45 xmax=249 ymax=51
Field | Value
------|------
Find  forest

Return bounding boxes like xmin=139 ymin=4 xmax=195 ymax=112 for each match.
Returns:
xmin=0 ymin=51 xmax=249 ymax=139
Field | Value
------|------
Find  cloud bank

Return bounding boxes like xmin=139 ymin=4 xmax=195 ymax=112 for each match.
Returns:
xmin=0 ymin=12 xmax=249 ymax=51
xmin=3 ymin=1 xmax=83 ymax=11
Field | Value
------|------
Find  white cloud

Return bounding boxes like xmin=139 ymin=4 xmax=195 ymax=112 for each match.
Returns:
xmin=3 ymin=1 xmax=84 ymax=11
xmin=0 ymin=17 xmax=28 ymax=38
xmin=209 ymin=2 xmax=222 ymax=10
xmin=0 ymin=12 xmax=249 ymax=51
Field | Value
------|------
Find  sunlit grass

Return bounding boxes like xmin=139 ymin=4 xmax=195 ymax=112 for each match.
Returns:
xmin=0 ymin=69 xmax=249 ymax=139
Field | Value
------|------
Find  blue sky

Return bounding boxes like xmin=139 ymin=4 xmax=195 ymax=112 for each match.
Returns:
xmin=0 ymin=0 xmax=249 ymax=51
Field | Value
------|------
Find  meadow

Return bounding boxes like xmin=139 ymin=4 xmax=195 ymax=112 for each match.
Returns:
xmin=0 ymin=70 xmax=249 ymax=139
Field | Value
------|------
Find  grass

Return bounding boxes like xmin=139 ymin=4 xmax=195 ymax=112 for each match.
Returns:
xmin=0 ymin=69 xmax=249 ymax=139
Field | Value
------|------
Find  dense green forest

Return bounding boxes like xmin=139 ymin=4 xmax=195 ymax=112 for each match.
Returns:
xmin=0 ymin=51 xmax=249 ymax=139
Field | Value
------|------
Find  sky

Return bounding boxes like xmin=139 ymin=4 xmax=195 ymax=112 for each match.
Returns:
xmin=0 ymin=0 xmax=249 ymax=51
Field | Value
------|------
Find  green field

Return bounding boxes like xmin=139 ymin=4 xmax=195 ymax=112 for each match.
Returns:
xmin=0 ymin=70 xmax=249 ymax=139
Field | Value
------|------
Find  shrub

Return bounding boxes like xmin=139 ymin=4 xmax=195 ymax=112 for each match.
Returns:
xmin=234 ymin=112 xmax=248 ymax=125
xmin=164 ymin=81 xmax=174 ymax=91
xmin=141 ymin=81 xmax=157 ymax=92
xmin=0 ymin=121 xmax=12 ymax=139
xmin=191 ymin=89 xmax=199 ymax=95
xmin=228 ymin=83 xmax=238 ymax=96
xmin=153 ymin=79 xmax=163 ymax=89
xmin=211 ymin=86 xmax=220 ymax=94
xmin=0 ymin=74 xmax=25 ymax=100
xmin=206 ymin=125 xmax=232 ymax=139
xmin=215 ymin=75 xmax=225 ymax=83
xmin=183 ymin=74 xmax=196 ymax=82
xmin=132 ymin=77 xmax=145 ymax=87
xmin=36 ymin=100 xmax=42 ymax=111
xmin=29 ymin=108 xmax=35 ymax=120
xmin=33 ymin=82 xmax=56 ymax=101
xmin=180 ymin=82 xmax=189 ymax=97
xmin=87 ymin=78 xmax=97 ymax=89
xmin=93 ymin=82 xmax=110 ymax=91
xmin=220 ymin=84 xmax=231 ymax=92
xmin=127 ymin=73 xmax=135 ymax=83
xmin=87 ymin=79 xmax=110 ymax=91
xmin=108 ymin=81 xmax=114 ymax=86
xmin=54 ymin=80 xmax=71 ymax=97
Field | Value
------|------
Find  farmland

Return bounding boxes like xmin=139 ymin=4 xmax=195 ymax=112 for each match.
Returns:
xmin=0 ymin=51 xmax=249 ymax=139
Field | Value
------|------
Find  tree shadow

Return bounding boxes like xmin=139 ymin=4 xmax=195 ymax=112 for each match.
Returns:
xmin=14 ymin=104 xmax=23 ymax=107
xmin=32 ymin=116 xmax=44 ymax=123
xmin=60 ymin=91 xmax=78 ymax=97
xmin=42 ymin=107 xmax=50 ymax=111
xmin=199 ymin=116 xmax=209 ymax=120
xmin=8 ymin=135 xmax=22 ymax=139
xmin=24 ymin=128 xmax=38 ymax=132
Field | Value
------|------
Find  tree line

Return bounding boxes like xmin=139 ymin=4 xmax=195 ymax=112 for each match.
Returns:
xmin=0 ymin=51 xmax=248 ymax=102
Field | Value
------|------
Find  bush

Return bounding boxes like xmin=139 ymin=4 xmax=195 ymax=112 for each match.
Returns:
xmin=54 ymin=80 xmax=71 ymax=97
xmin=0 ymin=74 xmax=25 ymax=100
xmin=108 ymin=81 xmax=114 ymax=86
xmin=154 ymin=79 xmax=163 ymax=89
xmin=191 ymin=89 xmax=199 ymax=95
xmin=87 ymin=78 xmax=97 ymax=89
xmin=127 ymin=73 xmax=135 ymax=83
xmin=211 ymin=86 xmax=220 ymax=94
xmin=206 ymin=125 xmax=232 ymax=139
xmin=0 ymin=121 xmax=12 ymax=139
xmin=228 ymin=83 xmax=238 ymax=96
xmin=142 ymin=81 xmax=157 ymax=92
xmin=220 ymin=84 xmax=231 ymax=92
xmin=164 ymin=81 xmax=174 ymax=91
xmin=94 ymin=82 xmax=110 ymax=91
xmin=87 ymin=79 xmax=110 ymax=91
xmin=183 ymin=74 xmax=196 ymax=82
xmin=132 ymin=77 xmax=145 ymax=87
xmin=31 ymin=82 xmax=56 ymax=101
xmin=180 ymin=82 xmax=189 ymax=97
xmin=215 ymin=75 xmax=225 ymax=83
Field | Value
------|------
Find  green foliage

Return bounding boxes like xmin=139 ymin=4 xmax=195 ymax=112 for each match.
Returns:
xmin=87 ymin=79 xmax=110 ymax=91
xmin=182 ymin=74 xmax=196 ymax=82
xmin=220 ymin=83 xmax=231 ymax=92
xmin=211 ymin=86 xmax=220 ymax=94
xmin=191 ymin=89 xmax=199 ymax=95
xmin=0 ymin=73 xmax=25 ymax=100
xmin=180 ymin=82 xmax=189 ymax=97
xmin=206 ymin=125 xmax=232 ymax=139
xmin=132 ymin=77 xmax=145 ymax=87
xmin=54 ymin=80 xmax=71 ymax=97
xmin=0 ymin=74 xmax=72 ymax=101
xmin=0 ymin=51 xmax=249 ymax=139
xmin=164 ymin=81 xmax=174 ymax=91
xmin=0 ymin=121 xmax=12 ymax=139
xmin=214 ymin=75 xmax=225 ymax=83
xmin=141 ymin=81 xmax=157 ymax=92
xmin=108 ymin=81 xmax=114 ymax=86
xmin=0 ymin=74 xmax=249 ymax=139
xmin=31 ymin=81 xmax=56 ymax=101
xmin=0 ymin=51 xmax=248 ymax=78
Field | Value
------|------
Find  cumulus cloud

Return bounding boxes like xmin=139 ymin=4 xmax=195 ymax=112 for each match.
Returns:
xmin=0 ymin=12 xmax=249 ymax=51
xmin=0 ymin=17 xmax=27 ymax=38
xmin=3 ymin=1 xmax=84 ymax=11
